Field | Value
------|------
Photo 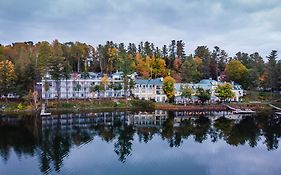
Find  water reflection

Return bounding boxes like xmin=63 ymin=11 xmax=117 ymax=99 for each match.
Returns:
xmin=0 ymin=110 xmax=281 ymax=174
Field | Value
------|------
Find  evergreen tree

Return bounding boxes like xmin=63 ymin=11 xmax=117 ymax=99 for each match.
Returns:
xmin=144 ymin=41 xmax=152 ymax=57
xmin=181 ymin=58 xmax=201 ymax=82
xmin=196 ymin=88 xmax=211 ymax=104
xmin=127 ymin=43 xmax=137 ymax=57
xmin=176 ymin=40 xmax=185 ymax=60
xmin=194 ymin=46 xmax=211 ymax=79
xmin=266 ymin=50 xmax=278 ymax=91
xmin=168 ymin=40 xmax=176 ymax=69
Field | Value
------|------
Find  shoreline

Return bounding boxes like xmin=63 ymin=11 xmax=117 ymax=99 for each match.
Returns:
xmin=0 ymin=101 xmax=273 ymax=115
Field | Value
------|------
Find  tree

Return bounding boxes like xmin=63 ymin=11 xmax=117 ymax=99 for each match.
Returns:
xmin=49 ymin=40 xmax=64 ymax=100
xmin=49 ymin=58 xmax=64 ymax=100
xmin=135 ymin=53 xmax=151 ymax=78
xmin=168 ymin=40 xmax=176 ymax=69
xmin=37 ymin=41 xmax=52 ymax=77
xmin=210 ymin=46 xmax=221 ymax=80
xmin=176 ymin=40 xmax=185 ymax=60
xmin=43 ymin=81 xmax=50 ymax=104
xmin=73 ymin=82 xmax=81 ymax=98
xmin=163 ymin=75 xmax=175 ymax=102
xmin=181 ymin=58 xmax=201 ymax=82
xmin=196 ymin=88 xmax=211 ymax=104
xmin=108 ymin=43 xmax=118 ymax=74
xmin=0 ymin=60 xmax=17 ymax=103
xmin=127 ymin=43 xmax=137 ymax=57
xmin=70 ymin=42 xmax=89 ymax=72
xmin=162 ymin=45 xmax=168 ymax=63
xmin=90 ymin=84 xmax=101 ymax=97
xmin=15 ymin=61 xmax=39 ymax=97
xmin=248 ymin=52 xmax=264 ymax=89
xmin=235 ymin=52 xmax=251 ymax=68
xmin=277 ymin=61 xmax=281 ymax=91
xmin=144 ymin=41 xmax=153 ymax=57
xmin=194 ymin=46 xmax=211 ymax=79
xmin=62 ymin=61 xmax=71 ymax=102
xmin=266 ymin=50 xmax=278 ymax=91
xmin=101 ymin=75 xmax=108 ymax=97
xmin=225 ymin=60 xmax=248 ymax=87
xmin=150 ymin=56 xmax=167 ymax=78
xmin=215 ymin=83 xmax=235 ymax=102
xmin=117 ymin=48 xmax=135 ymax=100
xmin=180 ymin=85 xmax=192 ymax=98
xmin=81 ymin=72 xmax=89 ymax=99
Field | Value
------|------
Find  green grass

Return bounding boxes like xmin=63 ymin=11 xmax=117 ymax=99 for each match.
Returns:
xmin=242 ymin=90 xmax=281 ymax=102
xmin=46 ymin=99 xmax=156 ymax=111
xmin=0 ymin=101 xmax=31 ymax=112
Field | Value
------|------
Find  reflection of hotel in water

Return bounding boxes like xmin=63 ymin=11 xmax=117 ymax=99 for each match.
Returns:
xmin=41 ymin=110 xmax=168 ymax=130
xmin=40 ymin=110 xmax=246 ymax=131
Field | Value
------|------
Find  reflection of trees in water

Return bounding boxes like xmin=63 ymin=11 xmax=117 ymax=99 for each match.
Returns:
xmin=257 ymin=116 xmax=281 ymax=150
xmin=114 ymin=124 xmax=135 ymax=163
xmin=1 ymin=112 xmax=281 ymax=174
xmin=0 ymin=119 xmax=37 ymax=162
xmin=227 ymin=117 xmax=260 ymax=147
xmin=137 ymin=127 xmax=158 ymax=143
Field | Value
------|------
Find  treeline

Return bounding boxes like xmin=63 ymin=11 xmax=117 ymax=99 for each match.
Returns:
xmin=0 ymin=40 xmax=280 ymax=99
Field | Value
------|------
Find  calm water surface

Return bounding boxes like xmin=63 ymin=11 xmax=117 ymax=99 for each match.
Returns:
xmin=0 ymin=110 xmax=281 ymax=175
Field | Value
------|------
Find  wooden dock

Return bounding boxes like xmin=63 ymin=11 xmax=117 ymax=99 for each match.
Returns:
xmin=40 ymin=103 xmax=51 ymax=116
xmin=224 ymin=104 xmax=255 ymax=114
xmin=269 ymin=104 xmax=281 ymax=111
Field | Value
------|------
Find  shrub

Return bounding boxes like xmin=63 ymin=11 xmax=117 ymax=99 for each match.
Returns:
xmin=130 ymin=99 xmax=155 ymax=111
xmin=17 ymin=103 xmax=24 ymax=110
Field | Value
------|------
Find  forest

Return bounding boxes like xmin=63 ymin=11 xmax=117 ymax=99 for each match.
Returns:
xmin=0 ymin=40 xmax=280 ymax=99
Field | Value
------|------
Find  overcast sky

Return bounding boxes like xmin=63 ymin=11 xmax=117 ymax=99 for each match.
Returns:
xmin=0 ymin=0 xmax=281 ymax=57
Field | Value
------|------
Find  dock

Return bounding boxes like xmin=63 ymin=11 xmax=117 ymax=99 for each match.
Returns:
xmin=269 ymin=104 xmax=281 ymax=111
xmin=40 ymin=103 xmax=51 ymax=116
xmin=224 ymin=104 xmax=255 ymax=114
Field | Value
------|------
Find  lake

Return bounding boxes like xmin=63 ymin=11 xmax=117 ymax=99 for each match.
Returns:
xmin=0 ymin=110 xmax=281 ymax=175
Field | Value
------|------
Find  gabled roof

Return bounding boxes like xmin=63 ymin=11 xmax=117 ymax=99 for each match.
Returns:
xmin=174 ymin=83 xmax=186 ymax=91
xmin=198 ymin=79 xmax=218 ymax=85
xmin=112 ymin=72 xmax=123 ymax=76
xmin=135 ymin=78 xmax=163 ymax=85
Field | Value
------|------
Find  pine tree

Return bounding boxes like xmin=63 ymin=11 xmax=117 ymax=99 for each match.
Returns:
xmin=266 ymin=50 xmax=278 ymax=91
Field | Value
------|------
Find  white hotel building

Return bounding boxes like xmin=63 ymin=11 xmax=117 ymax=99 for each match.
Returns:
xmin=41 ymin=72 xmax=128 ymax=99
xmin=41 ymin=71 xmax=243 ymax=103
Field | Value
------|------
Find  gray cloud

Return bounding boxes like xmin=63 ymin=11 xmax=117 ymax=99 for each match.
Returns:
xmin=0 ymin=0 xmax=280 ymax=58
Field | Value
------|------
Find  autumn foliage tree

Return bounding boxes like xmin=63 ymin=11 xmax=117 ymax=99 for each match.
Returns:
xmin=101 ymin=75 xmax=109 ymax=96
xmin=163 ymin=75 xmax=175 ymax=102
xmin=215 ymin=83 xmax=235 ymax=102
xmin=0 ymin=60 xmax=17 ymax=102
xmin=225 ymin=60 xmax=248 ymax=87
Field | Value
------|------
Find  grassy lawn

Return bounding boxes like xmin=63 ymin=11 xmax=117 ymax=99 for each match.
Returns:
xmin=242 ymin=90 xmax=281 ymax=102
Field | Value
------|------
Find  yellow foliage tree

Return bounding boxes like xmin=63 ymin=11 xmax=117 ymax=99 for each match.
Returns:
xmin=135 ymin=53 xmax=151 ymax=78
xmin=0 ymin=60 xmax=17 ymax=102
xmin=215 ymin=83 xmax=235 ymax=102
xmin=163 ymin=75 xmax=175 ymax=102
xmin=151 ymin=56 xmax=167 ymax=78
xmin=107 ymin=47 xmax=117 ymax=73
xmin=101 ymin=74 xmax=109 ymax=93
xmin=225 ymin=60 xmax=248 ymax=85
xmin=135 ymin=53 xmax=167 ymax=79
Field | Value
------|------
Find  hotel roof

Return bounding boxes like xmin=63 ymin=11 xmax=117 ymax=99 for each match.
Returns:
xmin=135 ymin=78 xmax=163 ymax=85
